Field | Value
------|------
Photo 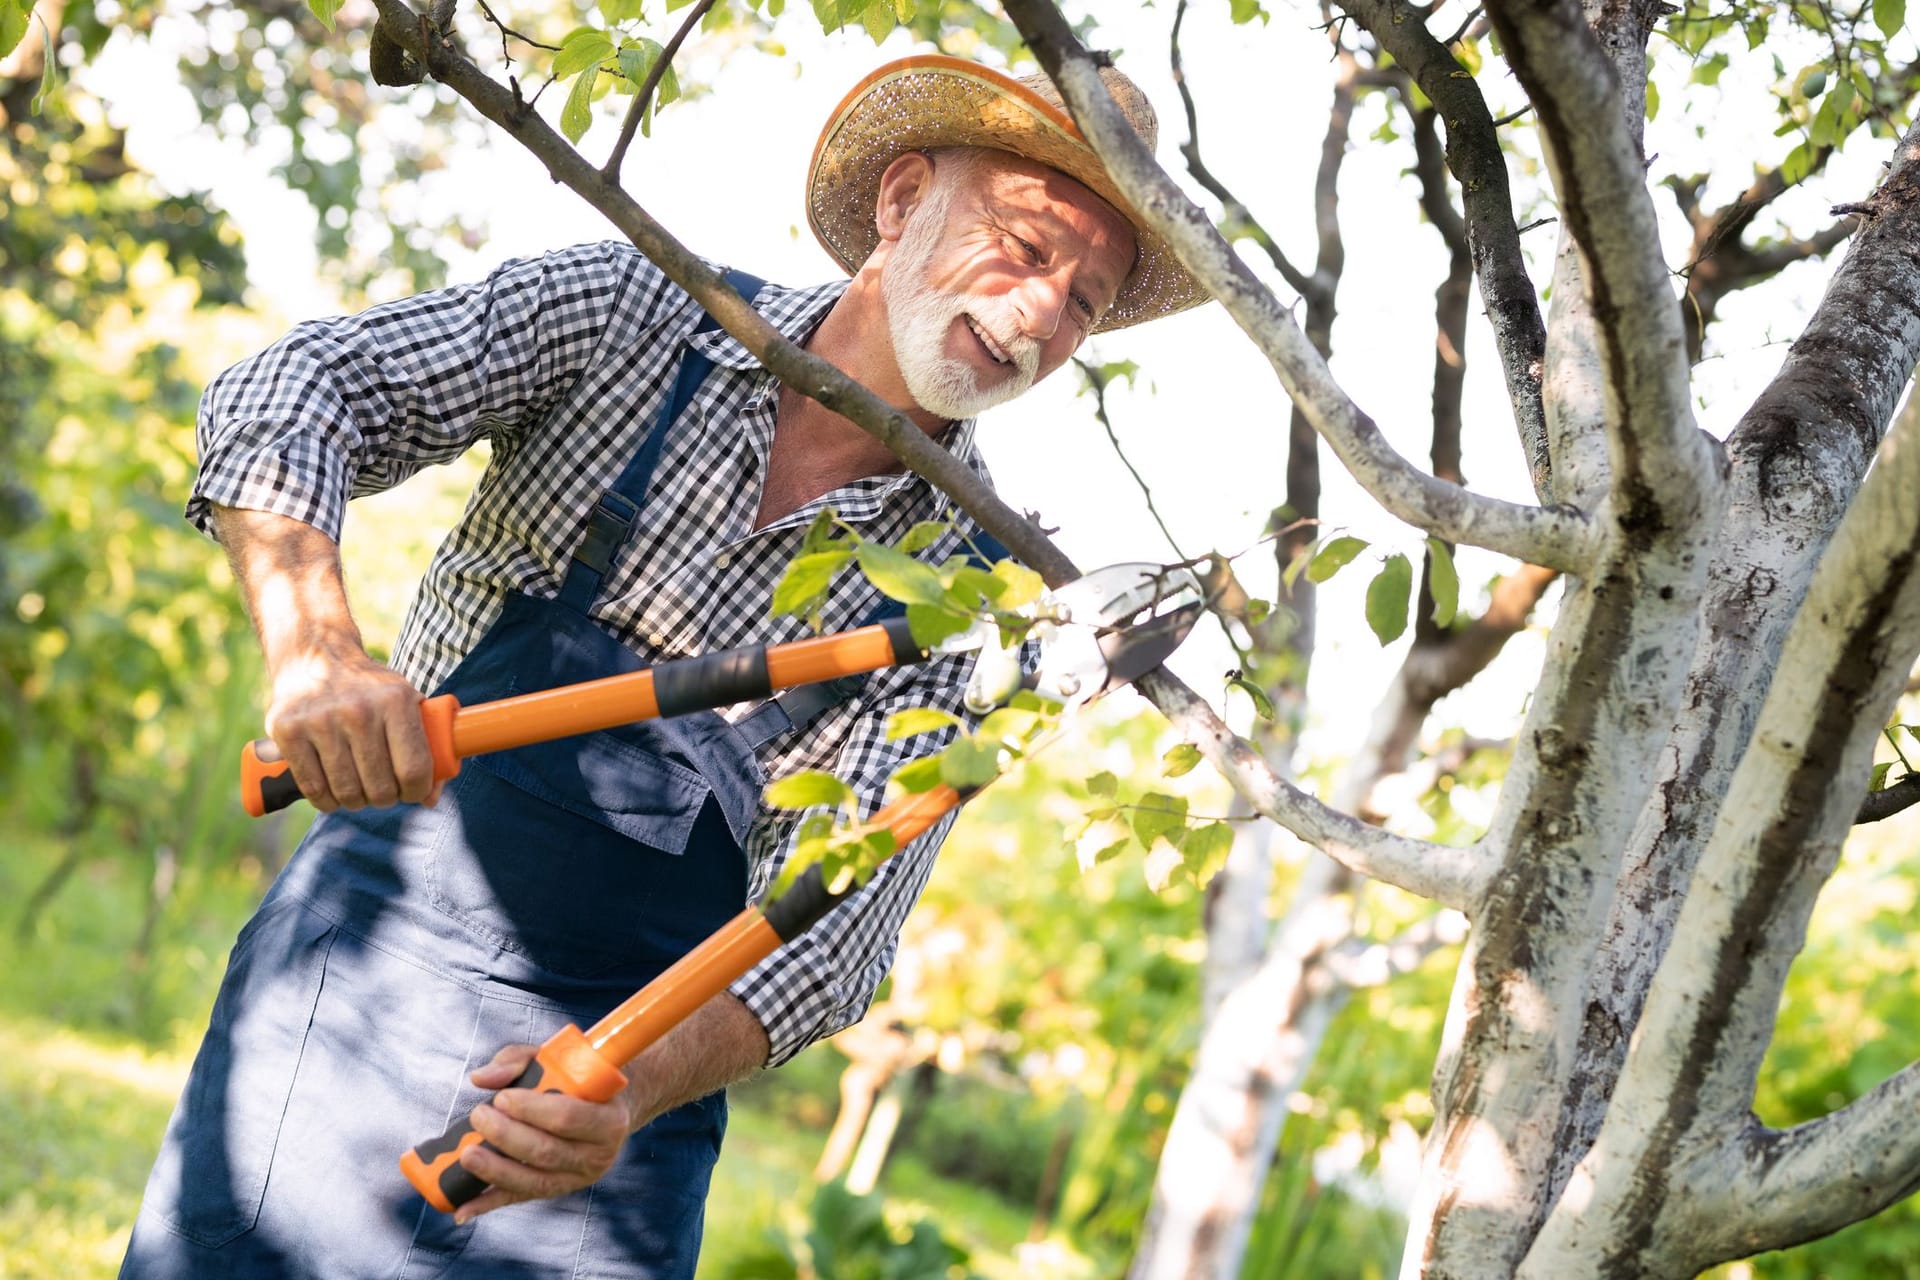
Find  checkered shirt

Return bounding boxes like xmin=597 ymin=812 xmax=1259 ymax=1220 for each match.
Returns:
xmin=188 ymin=240 xmax=993 ymax=1066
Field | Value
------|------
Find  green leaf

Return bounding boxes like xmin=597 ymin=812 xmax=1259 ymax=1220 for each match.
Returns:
xmin=1087 ymin=770 xmax=1119 ymax=797
xmin=764 ymin=770 xmax=852 ymax=810
xmin=770 ymin=549 xmax=852 ymax=620
xmin=1092 ymin=837 xmax=1131 ymax=866
xmin=1227 ymin=674 xmax=1275 ymax=721
xmin=1780 ymin=140 xmax=1817 ymax=186
xmin=560 ymin=66 xmax=601 ymax=143
xmin=0 ymin=0 xmax=28 ymax=60
xmin=857 ymin=540 xmax=948 ymax=607
xmin=555 ymin=29 xmax=615 ymax=79
xmin=1181 ymin=821 xmax=1234 ymax=874
xmin=905 ymin=602 xmax=973 ymax=651
xmin=946 ymin=564 xmax=1007 ymax=605
xmin=1228 ymin=0 xmax=1269 ymax=23
xmin=305 ymin=0 xmax=343 ymax=31
xmin=1306 ymin=535 xmax=1369 ymax=584
xmin=800 ymin=507 xmax=842 ymax=555
xmin=886 ymin=707 xmax=964 ymax=740
xmin=1366 ymin=554 xmax=1414 ymax=645
xmin=899 ymin=520 xmax=949 ymax=554
xmin=1644 ymin=77 xmax=1659 ymax=122
xmin=1425 ymin=537 xmax=1459 ymax=627
xmin=1130 ymin=792 xmax=1189 ymax=848
xmin=1161 ymin=743 xmax=1202 ymax=778
xmin=601 ymin=0 xmax=645 ymax=21
xmin=888 ymin=754 xmax=944 ymax=794
xmin=1875 ymin=0 xmax=1905 ymax=37
xmin=991 ymin=560 xmax=1045 ymax=609
xmin=1143 ymin=842 xmax=1183 ymax=891
xmin=1870 ymin=760 xmax=1895 ymax=791
xmin=939 ymin=736 xmax=1003 ymax=789
xmin=29 ymin=13 xmax=53 ymax=112
xmin=859 ymin=0 xmax=896 ymax=41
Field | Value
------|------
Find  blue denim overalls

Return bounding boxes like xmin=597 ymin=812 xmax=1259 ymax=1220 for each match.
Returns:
xmin=124 ymin=275 xmax=793 ymax=1279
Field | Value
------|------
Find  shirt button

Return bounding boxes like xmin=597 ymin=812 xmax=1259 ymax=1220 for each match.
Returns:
xmin=648 ymin=631 xmax=667 ymax=647
xmin=714 ymin=552 xmax=732 ymax=569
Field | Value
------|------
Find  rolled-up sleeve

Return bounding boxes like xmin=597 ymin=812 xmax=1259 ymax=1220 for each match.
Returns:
xmin=187 ymin=241 xmax=662 ymax=542
xmin=730 ymin=652 xmax=977 ymax=1067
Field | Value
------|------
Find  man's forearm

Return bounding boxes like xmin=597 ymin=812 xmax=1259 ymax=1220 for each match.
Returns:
xmin=622 ymin=992 xmax=770 ymax=1131
xmin=211 ymin=503 xmax=365 ymax=679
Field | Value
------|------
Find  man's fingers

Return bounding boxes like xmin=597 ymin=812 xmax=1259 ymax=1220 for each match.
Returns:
xmin=385 ymin=698 xmax=437 ymax=806
xmin=466 ymin=1102 xmax=600 ymax=1182
xmin=495 ymin=1086 xmax=629 ymax=1146
xmin=470 ymin=1043 xmax=538 ymax=1088
xmin=277 ymin=737 xmax=335 ymax=812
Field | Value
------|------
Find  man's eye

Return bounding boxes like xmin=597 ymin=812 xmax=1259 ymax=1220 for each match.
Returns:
xmin=1013 ymin=237 xmax=1040 ymax=262
xmin=1073 ymin=292 xmax=1094 ymax=316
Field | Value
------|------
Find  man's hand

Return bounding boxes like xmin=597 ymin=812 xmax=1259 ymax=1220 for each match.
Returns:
xmin=266 ymin=643 xmax=440 ymax=811
xmin=212 ymin=503 xmax=441 ymax=812
xmin=447 ymin=994 xmax=770 ymax=1223
xmin=451 ymin=1044 xmax=639 ymax=1225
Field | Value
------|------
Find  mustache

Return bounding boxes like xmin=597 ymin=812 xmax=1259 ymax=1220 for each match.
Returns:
xmin=964 ymin=308 xmax=1043 ymax=379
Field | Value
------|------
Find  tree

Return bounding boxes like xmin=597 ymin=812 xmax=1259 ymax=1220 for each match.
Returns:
xmin=23 ymin=0 xmax=1920 ymax=1272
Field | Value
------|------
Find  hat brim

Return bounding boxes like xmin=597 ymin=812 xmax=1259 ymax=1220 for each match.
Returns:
xmin=807 ymin=55 xmax=1208 ymax=333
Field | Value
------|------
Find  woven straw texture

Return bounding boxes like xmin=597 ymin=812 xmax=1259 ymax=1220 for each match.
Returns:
xmin=807 ymin=55 xmax=1209 ymax=331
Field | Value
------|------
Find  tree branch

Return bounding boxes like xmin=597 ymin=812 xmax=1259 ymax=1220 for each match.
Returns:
xmin=1719 ymin=1060 xmax=1920 ymax=1259
xmin=1005 ymin=0 xmax=1595 ymax=574
xmin=1135 ymin=667 xmax=1495 ymax=911
xmin=367 ymin=0 xmax=1077 ymax=587
xmin=1337 ymin=0 xmax=1550 ymax=499
xmin=1486 ymin=0 xmax=1717 ymax=532
xmin=1168 ymin=0 xmax=1314 ymax=297
xmin=602 ymin=0 xmax=715 ymax=182
xmin=1858 ymin=769 xmax=1920 ymax=822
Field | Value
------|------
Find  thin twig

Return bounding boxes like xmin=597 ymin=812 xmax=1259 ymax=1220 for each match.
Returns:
xmin=475 ymin=0 xmax=560 ymax=55
xmin=603 ymin=0 xmax=718 ymax=181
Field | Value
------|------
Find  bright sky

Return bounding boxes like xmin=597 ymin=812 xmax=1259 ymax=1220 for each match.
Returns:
xmin=89 ymin=2 xmax=1896 ymax=779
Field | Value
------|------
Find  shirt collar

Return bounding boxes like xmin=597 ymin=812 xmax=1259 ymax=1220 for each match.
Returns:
xmin=686 ymin=273 xmax=980 ymax=463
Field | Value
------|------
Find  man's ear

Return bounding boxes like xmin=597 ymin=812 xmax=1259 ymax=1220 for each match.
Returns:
xmin=873 ymin=151 xmax=937 ymax=246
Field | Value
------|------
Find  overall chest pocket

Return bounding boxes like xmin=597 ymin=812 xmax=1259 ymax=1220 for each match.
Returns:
xmin=427 ymin=728 xmax=724 ymax=979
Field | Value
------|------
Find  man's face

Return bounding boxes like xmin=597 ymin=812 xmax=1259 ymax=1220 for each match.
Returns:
xmin=881 ymin=150 xmax=1137 ymax=421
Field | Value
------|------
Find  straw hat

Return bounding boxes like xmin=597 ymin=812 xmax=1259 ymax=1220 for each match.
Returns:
xmin=806 ymin=54 xmax=1209 ymax=333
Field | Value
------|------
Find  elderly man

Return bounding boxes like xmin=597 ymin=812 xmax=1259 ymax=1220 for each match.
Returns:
xmin=122 ymin=53 xmax=1204 ymax=1279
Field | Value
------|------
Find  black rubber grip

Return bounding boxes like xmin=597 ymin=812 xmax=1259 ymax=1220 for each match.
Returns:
xmin=258 ymin=770 xmax=305 ymax=815
xmin=410 ymin=1059 xmax=547 ymax=1211
xmin=880 ymin=614 xmax=925 ymax=662
xmin=652 ymin=644 xmax=772 ymax=718
xmin=762 ymin=864 xmax=850 ymax=942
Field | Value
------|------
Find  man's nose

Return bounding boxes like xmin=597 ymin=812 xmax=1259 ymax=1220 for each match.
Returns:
xmin=1011 ymin=272 xmax=1071 ymax=342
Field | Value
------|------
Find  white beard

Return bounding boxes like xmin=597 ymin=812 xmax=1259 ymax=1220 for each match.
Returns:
xmin=882 ymin=185 xmax=1043 ymax=421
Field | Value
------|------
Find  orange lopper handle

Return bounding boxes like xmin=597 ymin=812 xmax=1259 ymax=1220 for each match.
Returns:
xmin=399 ymin=782 xmax=967 ymax=1215
xmin=240 ymin=694 xmax=461 ymax=817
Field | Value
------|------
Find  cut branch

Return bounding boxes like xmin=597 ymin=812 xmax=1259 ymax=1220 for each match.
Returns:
xmin=1005 ymin=0 xmax=1595 ymax=574
xmin=367 ymin=0 xmax=1076 ymax=587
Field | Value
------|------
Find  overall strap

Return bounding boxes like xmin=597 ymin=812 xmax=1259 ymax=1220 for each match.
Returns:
xmin=739 ymin=526 xmax=1016 ymax=748
xmin=558 ymin=269 xmax=767 ymax=613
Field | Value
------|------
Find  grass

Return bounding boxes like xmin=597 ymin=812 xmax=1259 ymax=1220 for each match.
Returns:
xmin=0 ymin=831 xmax=1092 ymax=1280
